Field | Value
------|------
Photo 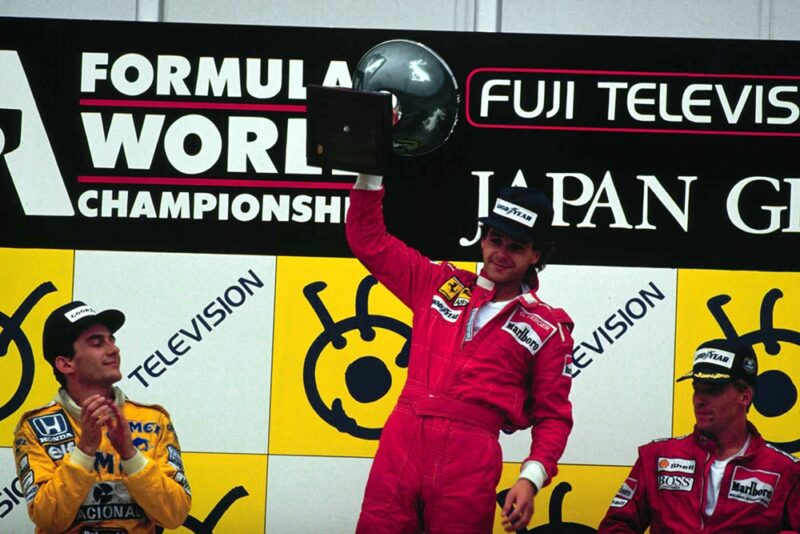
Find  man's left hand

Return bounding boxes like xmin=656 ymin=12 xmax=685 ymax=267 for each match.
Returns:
xmin=105 ymin=401 xmax=136 ymax=460
xmin=501 ymin=478 xmax=536 ymax=532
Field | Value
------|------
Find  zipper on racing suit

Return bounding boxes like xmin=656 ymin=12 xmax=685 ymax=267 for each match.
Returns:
xmin=699 ymin=450 xmax=711 ymax=531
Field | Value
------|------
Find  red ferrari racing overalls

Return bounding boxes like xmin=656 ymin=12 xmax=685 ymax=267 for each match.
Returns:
xmin=347 ymin=186 xmax=574 ymax=533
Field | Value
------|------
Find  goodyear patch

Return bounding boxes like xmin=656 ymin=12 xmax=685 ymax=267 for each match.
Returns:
xmin=431 ymin=296 xmax=462 ymax=323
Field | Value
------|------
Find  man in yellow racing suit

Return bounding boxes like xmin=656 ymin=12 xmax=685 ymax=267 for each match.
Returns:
xmin=13 ymin=300 xmax=191 ymax=533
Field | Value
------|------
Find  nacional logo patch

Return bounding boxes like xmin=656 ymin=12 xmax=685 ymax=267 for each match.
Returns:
xmin=77 ymin=481 xmax=144 ymax=521
xmin=657 ymin=457 xmax=696 ymax=474
xmin=437 ymin=276 xmax=472 ymax=307
xmin=431 ymin=296 xmax=462 ymax=323
xmin=728 ymin=466 xmax=780 ymax=507
xmin=29 ymin=411 xmax=75 ymax=444
xmin=657 ymin=474 xmax=694 ymax=491
xmin=501 ymin=307 xmax=555 ymax=356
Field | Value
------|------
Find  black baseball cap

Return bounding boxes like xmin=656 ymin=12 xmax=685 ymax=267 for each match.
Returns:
xmin=42 ymin=301 xmax=125 ymax=363
xmin=677 ymin=338 xmax=758 ymax=386
xmin=478 ymin=185 xmax=554 ymax=243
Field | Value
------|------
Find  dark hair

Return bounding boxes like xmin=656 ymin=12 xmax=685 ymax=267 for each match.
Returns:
xmin=51 ymin=348 xmax=75 ymax=388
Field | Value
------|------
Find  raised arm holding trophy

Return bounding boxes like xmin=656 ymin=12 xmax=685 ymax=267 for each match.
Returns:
xmin=307 ymin=39 xmax=575 ymax=534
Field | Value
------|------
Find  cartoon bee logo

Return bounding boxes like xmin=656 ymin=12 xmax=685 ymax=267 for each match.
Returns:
xmin=303 ymin=275 xmax=411 ymax=440
xmin=707 ymin=288 xmax=800 ymax=453
xmin=0 ymin=282 xmax=56 ymax=421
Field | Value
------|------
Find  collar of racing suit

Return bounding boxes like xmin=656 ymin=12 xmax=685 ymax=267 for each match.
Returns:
xmin=475 ymin=273 xmax=532 ymax=297
xmin=692 ymin=421 xmax=764 ymax=461
xmin=55 ymin=386 xmax=127 ymax=422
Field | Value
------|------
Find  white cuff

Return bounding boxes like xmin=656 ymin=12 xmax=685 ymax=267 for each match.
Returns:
xmin=120 ymin=450 xmax=148 ymax=475
xmin=354 ymin=174 xmax=383 ymax=190
xmin=68 ymin=447 xmax=95 ymax=472
xmin=519 ymin=460 xmax=547 ymax=492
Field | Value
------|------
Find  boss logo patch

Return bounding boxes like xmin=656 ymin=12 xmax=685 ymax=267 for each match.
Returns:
xmin=657 ymin=474 xmax=694 ymax=491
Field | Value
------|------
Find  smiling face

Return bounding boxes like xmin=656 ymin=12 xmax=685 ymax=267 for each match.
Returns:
xmin=480 ymin=227 xmax=541 ymax=299
xmin=56 ymin=323 xmax=122 ymax=390
xmin=692 ymin=380 xmax=752 ymax=438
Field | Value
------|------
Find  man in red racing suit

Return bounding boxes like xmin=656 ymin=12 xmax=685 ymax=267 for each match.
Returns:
xmin=347 ymin=174 xmax=574 ymax=533
xmin=599 ymin=338 xmax=800 ymax=533
xmin=13 ymin=300 xmax=191 ymax=533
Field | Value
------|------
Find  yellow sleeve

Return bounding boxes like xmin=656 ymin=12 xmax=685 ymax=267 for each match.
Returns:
xmin=122 ymin=411 xmax=191 ymax=528
xmin=14 ymin=416 xmax=96 ymax=533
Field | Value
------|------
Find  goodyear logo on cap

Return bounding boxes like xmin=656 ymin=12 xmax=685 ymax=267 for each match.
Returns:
xmin=693 ymin=348 xmax=735 ymax=369
xmin=66 ymin=305 xmax=97 ymax=322
xmin=494 ymin=198 xmax=537 ymax=228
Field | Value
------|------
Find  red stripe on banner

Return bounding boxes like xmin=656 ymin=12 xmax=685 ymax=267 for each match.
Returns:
xmin=77 ymin=175 xmax=353 ymax=190
xmin=79 ymin=99 xmax=307 ymax=112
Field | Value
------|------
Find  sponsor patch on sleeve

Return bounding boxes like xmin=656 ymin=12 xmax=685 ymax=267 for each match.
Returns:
xmin=21 ymin=470 xmax=35 ymax=493
xmin=562 ymin=353 xmax=574 ymax=377
xmin=501 ymin=307 xmax=556 ymax=356
xmin=610 ymin=496 xmax=629 ymax=508
xmin=167 ymin=444 xmax=185 ymax=472
xmin=174 ymin=471 xmax=192 ymax=496
xmin=616 ymin=477 xmax=638 ymax=500
xmin=17 ymin=453 xmax=30 ymax=474
xmin=25 ymin=484 xmax=38 ymax=504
